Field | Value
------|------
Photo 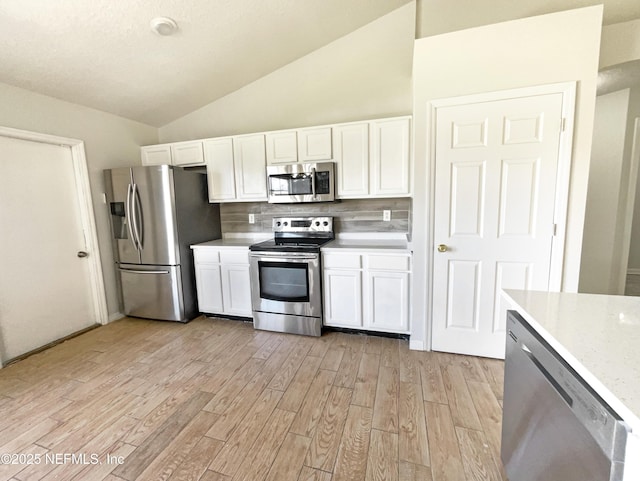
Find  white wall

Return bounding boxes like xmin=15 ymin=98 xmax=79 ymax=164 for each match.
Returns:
xmin=600 ymin=18 xmax=640 ymax=69
xmin=580 ymin=89 xmax=630 ymax=294
xmin=411 ymin=6 xmax=603 ymax=348
xmin=599 ymin=19 xmax=640 ymax=274
xmin=159 ymin=2 xmax=415 ymax=143
xmin=0 ymin=82 xmax=158 ymax=319
xmin=625 ymin=87 xmax=640 ymax=269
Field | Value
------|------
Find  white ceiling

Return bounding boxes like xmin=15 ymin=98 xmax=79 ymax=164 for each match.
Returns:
xmin=0 ymin=0 xmax=411 ymax=127
xmin=1 ymin=0 xmax=639 ymax=128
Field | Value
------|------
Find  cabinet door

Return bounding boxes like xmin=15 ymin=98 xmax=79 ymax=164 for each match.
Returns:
xmin=141 ymin=145 xmax=172 ymax=166
xmin=333 ymin=123 xmax=369 ymax=198
xmin=233 ymin=134 xmax=267 ymax=201
xmin=204 ymin=138 xmax=236 ymax=202
xmin=171 ymin=141 xmax=205 ymax=166
xmin=221 ymin=264 xmax=252 ymax=317
xmin=323 ymin=269 xmax=362 ymax=327
xmin=298 ymin=127 xmax=332 ymax=161
xmin=364 ymin=270 xmax=409 ymax=333
xmin=195 ymin=263 xmax=224 ymax=314
xmin=266 ymin=131 xmax=298 ymax=164
xmin=370 ymin=118 xmax=411 ymax=196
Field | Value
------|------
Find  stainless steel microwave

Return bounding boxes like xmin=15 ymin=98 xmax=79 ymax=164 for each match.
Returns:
xmin=266 ymin=162 xmax=335 ymax=203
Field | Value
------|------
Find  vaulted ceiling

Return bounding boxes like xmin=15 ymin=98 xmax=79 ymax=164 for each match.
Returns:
xmin=1 ymin=0 xmax=639 ymax=128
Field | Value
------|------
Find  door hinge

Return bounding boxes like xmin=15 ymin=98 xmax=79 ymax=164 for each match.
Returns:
xmin=553 ymin=223 xmax=558 ymax=236
xmin=561 ymin=118 xmax=567 ymax=132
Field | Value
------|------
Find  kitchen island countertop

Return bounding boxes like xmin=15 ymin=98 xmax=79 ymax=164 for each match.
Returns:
xmin=503 ymin=289 xmax=640 ymax=433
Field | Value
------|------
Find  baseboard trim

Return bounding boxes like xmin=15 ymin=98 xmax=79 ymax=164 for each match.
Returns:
xmin=108 ymin=312 xmax=125 ymax=323
xmin=2 ymin=323 xmax=101 ymax=367
xmin=628 ymin=268 xmax=640 ymax=276
xmin=409 ymin=339 xmax=426 ymax=351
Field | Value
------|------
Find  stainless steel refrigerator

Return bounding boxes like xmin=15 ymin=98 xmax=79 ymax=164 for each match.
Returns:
xmin=104 ymin=165 xmax=221 ymax=322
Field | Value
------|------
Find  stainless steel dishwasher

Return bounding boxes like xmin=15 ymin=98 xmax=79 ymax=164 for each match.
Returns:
xmin=501 ymin=310 xmax=629 ymax=481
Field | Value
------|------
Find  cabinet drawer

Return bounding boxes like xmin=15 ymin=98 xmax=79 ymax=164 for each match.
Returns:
xmin=323 ymin=253 xmax=361 ymax=269
xmin=366 ymin=254 xmax=410 ymax=271
xmin=220 ymin=249 xmax=249 ymax=265
xmin=194 ymin=249 xmax=219 ymax=264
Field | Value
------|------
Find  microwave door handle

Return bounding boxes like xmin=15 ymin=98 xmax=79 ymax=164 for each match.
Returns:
xmin=311 ymin=167 xmax=316 ymax=199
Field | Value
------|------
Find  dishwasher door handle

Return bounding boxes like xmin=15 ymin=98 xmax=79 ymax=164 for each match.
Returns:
xmin=522 ymin=343 xmax=574 ymax=408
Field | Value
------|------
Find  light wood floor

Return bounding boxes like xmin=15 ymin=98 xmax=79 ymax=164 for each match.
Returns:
xmin=0 ymin=316 xmax=507 ymax=481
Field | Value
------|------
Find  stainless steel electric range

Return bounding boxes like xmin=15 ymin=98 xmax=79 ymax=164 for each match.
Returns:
xmin=249 ymin=216 xmax=334 ymax=336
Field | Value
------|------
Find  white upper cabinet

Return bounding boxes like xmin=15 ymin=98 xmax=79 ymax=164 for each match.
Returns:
xmin=141 ymin=141 xmax=205 ymax=167
xmin=170 ymin=140 xmax=205 ymax=166
xmin=332 ymin=117 xmax=411 ymax=199
xmin=233 ymin=134 xmax=267 ymax=201
xmin=204 ymin=137 xmax=236 ymax=202
xmin=370 ymin=117 xmax=411 ymax=196
xmin=204 ymin=134 xmax=266 ymax=203
xmin=333 ymin=122 xmax=370 ymax=198
xmin=143 ymin=115 xmax=410 ymax=200
xmin=141 ymin=144 xmax=172 ymax=166
xmin=298 ymin=127 xmax=332 ymax=161
xmin=266 ymin=130 xmax=298 ymax=165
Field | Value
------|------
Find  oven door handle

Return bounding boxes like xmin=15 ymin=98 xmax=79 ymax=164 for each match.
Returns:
xmin=250 ymin=252 xmax=318 ymax=260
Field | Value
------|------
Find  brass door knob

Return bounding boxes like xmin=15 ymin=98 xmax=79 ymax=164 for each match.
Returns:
xmin=437 ymin=244 xmax=448 ymax=253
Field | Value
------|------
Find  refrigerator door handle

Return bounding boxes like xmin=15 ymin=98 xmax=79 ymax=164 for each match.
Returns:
xmin=125 ymin=183 xmax=139 ymax=251
xmin=131 ymin=183 xmax=143 ymax=250
xmin=118 ymin=267 xmax=170 ymax=275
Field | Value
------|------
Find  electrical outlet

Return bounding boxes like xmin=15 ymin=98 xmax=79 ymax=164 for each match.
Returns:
xmin=248 ymin=213 xmax=255 ymax=224
xmin=383 ymin=210 xmax=391 ymax=222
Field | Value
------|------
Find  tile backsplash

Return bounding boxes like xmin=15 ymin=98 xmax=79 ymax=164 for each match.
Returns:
xmin=220 ymin=198 xmax=411 ymax=235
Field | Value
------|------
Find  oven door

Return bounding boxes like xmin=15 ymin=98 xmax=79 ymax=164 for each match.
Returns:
xmin=249 ymin=251 xmax=321 ymax=318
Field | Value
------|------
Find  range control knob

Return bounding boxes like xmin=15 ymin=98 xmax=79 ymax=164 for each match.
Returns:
xmin=276 ymin=221 xmax=281 ymax=227
xmin=283 ymin=222 xmax=288 ymax=226
xmin=315 ymin=221 xmax=320 ymax=226
xmin=323 ymin=221 xmax=329 ymax=226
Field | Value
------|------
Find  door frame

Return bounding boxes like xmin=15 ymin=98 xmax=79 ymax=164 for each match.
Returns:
xmin=0 ymin=126 xmax=109 ymax=333
xmin=420 ymin=82 xmax=576 ymax=351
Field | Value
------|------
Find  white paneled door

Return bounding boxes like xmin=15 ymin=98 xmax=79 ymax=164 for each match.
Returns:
xmin=431 ymin=93 xmax=564 ymax=358
xmin=0 ymin=135 xmax=96 ymax=362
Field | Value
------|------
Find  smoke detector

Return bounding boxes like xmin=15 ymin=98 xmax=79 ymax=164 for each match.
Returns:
xmin=150 ymin=17 xmax=178 ymax=36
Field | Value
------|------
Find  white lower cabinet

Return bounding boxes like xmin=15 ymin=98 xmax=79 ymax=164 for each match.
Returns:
xmin=221 ymin=264 xmax=252 ymax=317
xmin=195 ymin=263 xmax=224 ymax=313
xmin=322 ymin=251 xmax=410 ymax=334
xmin=366 ymin=270 xmax=409 ymax=332
xmin=323 ymin=269 xmax=362 ymax=327
xmin=193 ymin=247 xmax=252 ymax=318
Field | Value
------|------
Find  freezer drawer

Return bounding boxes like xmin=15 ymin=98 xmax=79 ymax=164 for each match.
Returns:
xmin=118 ymin=264 xmax=186 ymax=322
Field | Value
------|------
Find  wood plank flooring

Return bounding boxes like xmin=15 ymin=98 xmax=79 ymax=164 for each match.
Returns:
xmin=0 ymin=316 xmax=506 ymax=481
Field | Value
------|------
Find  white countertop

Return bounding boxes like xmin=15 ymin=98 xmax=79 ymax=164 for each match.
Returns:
xmin=191 ymin=238 xmax=255 ymax=249
xmin=193 ymin=233 xmax=412 ymax=253
xmin=321 ymin=233 xmax=411 ymax=253
xmin=503 ymin=289 xmax=640 ymax=433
